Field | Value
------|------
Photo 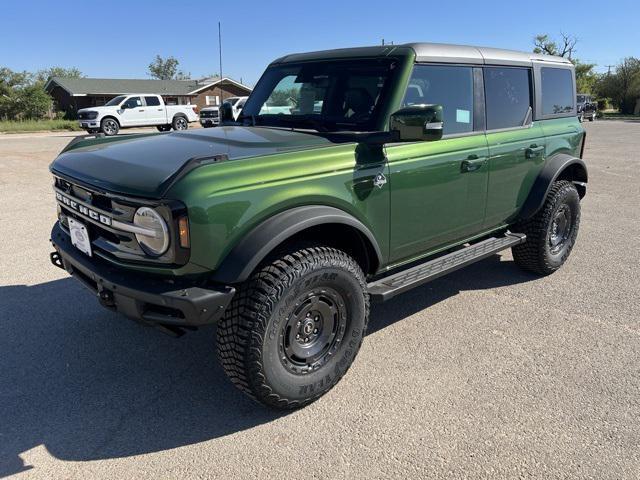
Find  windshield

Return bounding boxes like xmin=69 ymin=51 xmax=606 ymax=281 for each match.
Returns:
xmin=105 ymin=95 xmax=126 ymax=106
xmin=241 ymin=59 xmax=398 ymax=132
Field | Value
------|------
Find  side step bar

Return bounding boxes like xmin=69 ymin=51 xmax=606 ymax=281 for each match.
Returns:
xmin=368 ymin=233 xmax=526 ymax=302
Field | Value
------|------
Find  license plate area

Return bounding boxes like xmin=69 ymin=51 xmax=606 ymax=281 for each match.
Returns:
xmin=68 ymin=217 xmax=92 ymax=257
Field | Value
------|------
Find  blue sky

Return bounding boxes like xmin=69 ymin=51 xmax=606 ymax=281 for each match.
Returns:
xmin=1 ymin=0 xmax=637 ymax=85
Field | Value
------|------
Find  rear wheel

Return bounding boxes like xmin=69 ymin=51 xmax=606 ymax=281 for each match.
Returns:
xmin=100 ymin=118 xmax=119 ymax=136
xmin=172 ymin=116 xmax=188 ymax=131
xmin=512 ymin=180 xmax=581 ymax=275
xmin=216 ymin=246 xmax=369 ymax=409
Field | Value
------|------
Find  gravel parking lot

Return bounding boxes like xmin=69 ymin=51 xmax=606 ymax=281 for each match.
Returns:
xmin=1 ymin=121 xmax=639 ymax=479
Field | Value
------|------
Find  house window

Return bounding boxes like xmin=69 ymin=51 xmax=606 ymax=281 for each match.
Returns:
xmin=206 ymin=95 xmax=220 ymax=106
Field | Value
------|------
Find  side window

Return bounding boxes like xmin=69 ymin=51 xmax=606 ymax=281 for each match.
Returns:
xmin=124 ymin=96 xmax=142 ymax=108
xmin=484 ymin=67 xmax=532 ymax=130
xmin=144 ymin=96 xmax=161 ymax=106
xmin=402 ymin=65 xmax=474 ymax=135
xmin=541 ymin=67 xmax=574 ymax=116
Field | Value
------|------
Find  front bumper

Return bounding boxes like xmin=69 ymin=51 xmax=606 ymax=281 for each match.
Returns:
xmin=78 ymin=120 xmax=99 ymax=129
xmin=50 ymin=222 xmax=234 ymax=330
xmin=200 ymin=118 xmax=219 ymax=126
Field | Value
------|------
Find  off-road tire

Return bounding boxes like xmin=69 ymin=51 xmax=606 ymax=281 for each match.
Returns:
xmin=512 ymin=180 xmax=580 ymax=275
xmin=172 ymin=116 xmax=188 ymax=131
xmin=216 ymin=246 xmax=369 ymax=409
xmin=100 ymin=117 xmax=119 ymax=136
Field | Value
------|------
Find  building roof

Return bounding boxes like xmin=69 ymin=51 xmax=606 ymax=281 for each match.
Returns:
xmin=44 ymin=77 xmax=252 ymax=96
xmin=272 ymin=42 xmax=572 ymax=67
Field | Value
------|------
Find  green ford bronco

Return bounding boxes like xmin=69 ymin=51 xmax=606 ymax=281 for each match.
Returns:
xmin=50 ymin=43 xmax=587 ymax=409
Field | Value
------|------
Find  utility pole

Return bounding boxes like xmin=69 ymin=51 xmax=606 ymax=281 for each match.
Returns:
xmin=605 ymin=65 xmax=614 ymax=75
xmin=218 ymin=21 xmax=224 ymax=104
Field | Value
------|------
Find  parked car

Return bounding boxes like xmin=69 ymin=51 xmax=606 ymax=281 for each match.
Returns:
xmin=199 ymin=106 xmax=220 ymax=128
xmin=50 ymin=43 xmax=587 ymax=409
xmin=576 ymin=94 xmax=597 ymax=122
xmin=77 ymin=94 xmax=198 ymax=136
xmin=223 ymin=96 xmax=248 ymax=120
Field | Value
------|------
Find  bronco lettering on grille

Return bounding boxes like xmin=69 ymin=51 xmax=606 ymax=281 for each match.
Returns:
xmin=56 ymin=191 xmax=112 ymax=226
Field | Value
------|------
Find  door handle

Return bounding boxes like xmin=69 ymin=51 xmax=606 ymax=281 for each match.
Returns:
xmin=525 ymin=144 xmax=544 ymax=159
xmin=157 ymin=109 xmax=163 ymax=111
xmin=138 ymin=109 xmax=145 ymax=112
xmin=461 ymin=155 xmax=487 ymax=173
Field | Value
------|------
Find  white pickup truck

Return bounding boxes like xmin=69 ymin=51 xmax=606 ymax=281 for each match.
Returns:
xmin=77 ymin=94 xmax=199 ymax=136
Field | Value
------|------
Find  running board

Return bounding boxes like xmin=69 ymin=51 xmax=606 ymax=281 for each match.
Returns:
xmin=368 ymin=233 xmax=526 ymax=302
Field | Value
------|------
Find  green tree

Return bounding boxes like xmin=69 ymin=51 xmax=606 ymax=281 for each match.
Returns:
xmin=596 ymin=58 xmax=640 ymax=114
xmin=0 ymin=67 xmax=52 ymax=120
xmin=148 ymin=55 xmax=190 ymax=80
xmin=35 ymin=66 xmax=83 ymax=83
xmin=533 ymin=33 xmax=598 ymax=94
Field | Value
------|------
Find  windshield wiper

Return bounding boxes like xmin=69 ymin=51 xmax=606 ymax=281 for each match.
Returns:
xmin=265 ymin=116 xmax=330 ymax=132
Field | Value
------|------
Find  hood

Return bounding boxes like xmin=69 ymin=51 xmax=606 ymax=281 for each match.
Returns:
xmin=50 ymin=127 xmax=333 ymax=198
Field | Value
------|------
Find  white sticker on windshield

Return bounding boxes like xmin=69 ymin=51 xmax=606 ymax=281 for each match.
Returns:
xmin=456 ymin=109 xmax=471 ymax=124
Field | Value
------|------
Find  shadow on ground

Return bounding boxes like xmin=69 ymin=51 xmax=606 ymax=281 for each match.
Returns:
xmin=0 ymin=254 xmax=536 ymax=477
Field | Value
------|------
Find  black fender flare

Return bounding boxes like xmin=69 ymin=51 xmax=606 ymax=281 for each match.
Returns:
xmin=517 ymin=153 xmax=588 ymax=221
xmin=210 ymin=205 xmax=383 ymax=284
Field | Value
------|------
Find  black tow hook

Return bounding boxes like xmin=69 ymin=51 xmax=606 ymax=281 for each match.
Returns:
xmin=50 ymin=251 xmax=64 ymax=270
xmin=98 ymin=289 xmax=116 ymax=308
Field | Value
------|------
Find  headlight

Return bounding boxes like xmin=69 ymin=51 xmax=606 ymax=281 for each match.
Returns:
xmin=87 ymin=111 xmax=98 ymax=120
xmin=133 ymin=207 xmax=169 ymax=256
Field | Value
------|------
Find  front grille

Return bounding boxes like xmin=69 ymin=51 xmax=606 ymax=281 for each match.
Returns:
xmin=200 ymin=110 xmax=219 ymax=118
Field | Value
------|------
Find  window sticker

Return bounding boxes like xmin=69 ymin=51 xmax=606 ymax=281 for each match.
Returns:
xmin=456 ymin=109 xmax=471 ymax=124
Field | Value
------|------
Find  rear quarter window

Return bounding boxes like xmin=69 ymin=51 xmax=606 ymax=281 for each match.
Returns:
xmin=541 ymin=67 xmax=574 ymax=116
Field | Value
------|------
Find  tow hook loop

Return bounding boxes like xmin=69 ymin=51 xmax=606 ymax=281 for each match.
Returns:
xmin=50 ymin=251 xmax=64 ymax=270
xmin=98 ymin=289 xmax=115 ymax=307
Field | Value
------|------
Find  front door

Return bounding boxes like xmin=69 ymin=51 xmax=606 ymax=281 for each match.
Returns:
xmin=387 ymin=65 xmax=489 ymax=264
xmin=119 ymin=96 xmax=146 ymax=126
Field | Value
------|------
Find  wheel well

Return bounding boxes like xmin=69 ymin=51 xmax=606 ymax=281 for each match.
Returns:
xmin=557 ymin=162 xmax=588 ymax=198
xmin=173 ymin=114 xmax=187 ymax=121
xmin=266 ymin=223 xmax=379 ymax=276
xmin=101 ymin=116 xmax=120 ymax=126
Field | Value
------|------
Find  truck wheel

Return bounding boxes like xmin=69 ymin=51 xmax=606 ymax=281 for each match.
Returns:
xmin=512 ymin=180 xmax=580 ymax=275
xmin=157 ymin=125 xmax=171 ymax=132
xmin=578 ymin=113 xmax=584 ymax=122
xmin=172 ymin=116 xmax=188 ymax=131
xmin=216 ymin=245 xmax=369 ymax=409
xmin=100 ymin=118 xmax=119 ymax=136
xmin=588 ymin=113 xmax=595 ymax=122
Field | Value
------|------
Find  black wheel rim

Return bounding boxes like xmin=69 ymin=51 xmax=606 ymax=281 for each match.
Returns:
xmin=548 ymin=204 xmax=572 ymax=255
xmin=279 ymin=287 xmax=348 ymax=375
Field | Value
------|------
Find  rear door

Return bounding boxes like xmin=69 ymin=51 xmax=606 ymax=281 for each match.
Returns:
xmin=482 ymin=66 xmax=546 ymax=228
xmin=144 ymin=95 xmax=165 ymax=125
xmin=386 ymin=64 xmax=490 ymax=264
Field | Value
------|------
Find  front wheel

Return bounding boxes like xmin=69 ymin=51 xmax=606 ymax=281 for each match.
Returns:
xmin=216 ymin=246 xmax=369 ymax=409
xmin=100 ymin=118 xmax=119 ymax=136
xmin=157 ymin=124 xmax=171 ymax=132
xmin=512 ymin=180 xmax=581 ymax=275
xmin=172 ymin=116 xmax=188 ymax=131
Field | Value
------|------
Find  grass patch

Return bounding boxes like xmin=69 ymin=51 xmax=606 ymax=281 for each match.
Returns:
xmin=599 ymin=112 xmax=640 ymax=120
xmin=0 ymin=119 xmax=82 ymax=133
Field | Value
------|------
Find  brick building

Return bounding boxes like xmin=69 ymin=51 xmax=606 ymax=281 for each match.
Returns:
xmin=45 ymin=77 xmax=252 ymax=117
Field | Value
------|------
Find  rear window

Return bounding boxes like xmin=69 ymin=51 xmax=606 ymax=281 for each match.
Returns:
xmin=541 ymin=67 xmax=574 ymax=116
xmin=145 ymin=96 xmax=161 ymax=106
xmin=484 ymin=67 xmax=532 ymax=130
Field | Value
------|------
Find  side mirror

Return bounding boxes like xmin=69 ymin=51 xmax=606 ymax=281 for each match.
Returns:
xmin=219 ymin=101 xmax=234 ymax=123
xmin=389 ymin=104 xmax=443 ymax=142
xmin=120 ymin=103 xmax=129 ymax=110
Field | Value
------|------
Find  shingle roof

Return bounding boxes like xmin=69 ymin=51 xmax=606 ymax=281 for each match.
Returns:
xmin=44 ymin=77 xmax=252 ymax=96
